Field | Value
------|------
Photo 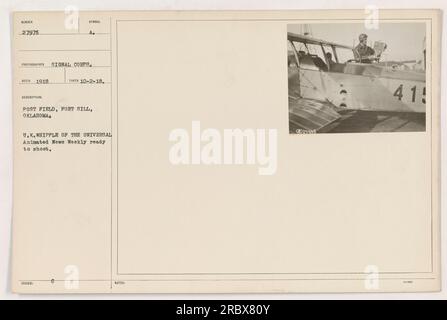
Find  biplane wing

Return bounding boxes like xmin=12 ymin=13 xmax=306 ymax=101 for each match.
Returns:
xmin=287 ymin=32 xmax=352 ymax=50
xmin=288 ymin=97 xmax=341 ymax=132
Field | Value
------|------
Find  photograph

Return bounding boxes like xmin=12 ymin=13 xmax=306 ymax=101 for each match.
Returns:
xmin=1 ymin=3 xmax=444 ymax=303
xmin=288 ymin=22 xmax=427 ymax=133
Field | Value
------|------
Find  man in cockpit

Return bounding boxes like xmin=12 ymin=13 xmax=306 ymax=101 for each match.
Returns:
xmin=354 ymin=33 xmax=376 ymax=63
xmin=325 ymin=52 xmax=336 ymax=69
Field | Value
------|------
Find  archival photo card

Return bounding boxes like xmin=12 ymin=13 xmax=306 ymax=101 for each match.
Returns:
xmin=11 ymin=10 xmax=441 ymax=294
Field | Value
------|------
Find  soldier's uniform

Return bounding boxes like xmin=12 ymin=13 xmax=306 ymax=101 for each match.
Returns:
xmin=354 ymin=33 xmax=375 ymax=63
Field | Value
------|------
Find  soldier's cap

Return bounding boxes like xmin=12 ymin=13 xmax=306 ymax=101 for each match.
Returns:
xmin=359 ymin=33 xmax=368 ymax=41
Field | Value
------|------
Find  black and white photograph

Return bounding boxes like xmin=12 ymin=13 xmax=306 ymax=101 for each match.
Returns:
xmin=0 ymin=2 xmax=444 ymax=302
xmin=288 ymin=22 xmax=427 ymax=133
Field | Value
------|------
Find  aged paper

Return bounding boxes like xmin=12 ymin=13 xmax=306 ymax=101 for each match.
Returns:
xmin=12 ymin=10 xmax=441 ymax=293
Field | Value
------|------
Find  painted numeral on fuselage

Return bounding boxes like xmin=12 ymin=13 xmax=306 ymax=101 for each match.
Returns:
xmin=393 ymin=84 xmax=425 ymax=104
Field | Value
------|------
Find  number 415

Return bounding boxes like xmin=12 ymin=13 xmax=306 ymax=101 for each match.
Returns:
xmin=393 ymin=84 xmax=426 ymax=104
